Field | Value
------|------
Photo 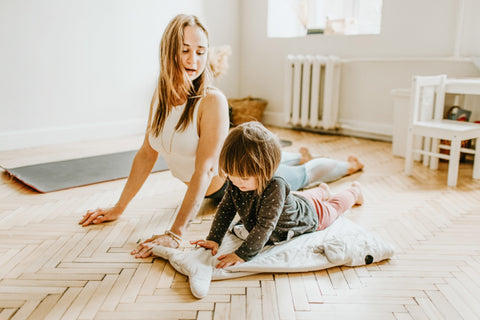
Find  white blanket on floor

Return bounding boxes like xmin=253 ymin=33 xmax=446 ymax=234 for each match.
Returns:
xmin=152 ymin=216 xmax=394 ymax=298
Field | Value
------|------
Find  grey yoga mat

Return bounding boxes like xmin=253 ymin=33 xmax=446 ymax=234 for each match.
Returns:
xmin=2 ymin=150 xmax=168 ymax=193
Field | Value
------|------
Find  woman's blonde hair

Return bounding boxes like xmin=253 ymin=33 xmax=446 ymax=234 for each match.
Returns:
xmin=219 ymin=122 xmax=282 ymax=193
xmin=149 ymin=14 xmax=213 ymax=137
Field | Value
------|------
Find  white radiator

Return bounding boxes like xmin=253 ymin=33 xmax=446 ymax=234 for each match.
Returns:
xmin=284 ymin=55 xmax=341 ymax=130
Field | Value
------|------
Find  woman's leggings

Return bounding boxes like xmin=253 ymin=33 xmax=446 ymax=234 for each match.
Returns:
xmin=275 ymin=151 xmax=349 ymax=191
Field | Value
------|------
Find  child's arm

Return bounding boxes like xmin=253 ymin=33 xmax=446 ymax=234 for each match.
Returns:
xmin=235 ymin=180 xmax=287 ymax=261
xmin=216 ymin=253 xmax=245 ymax=268
xmin=205 ymin=184 xmax=237 ymax=246
xmin=190 ymin=239 xmax=219 ymax=255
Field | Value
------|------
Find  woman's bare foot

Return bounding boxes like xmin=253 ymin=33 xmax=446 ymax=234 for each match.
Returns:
xmin=347 ymin=155 xmax=364 ymax=175
xmin=351 ymin=181 xmax=364 ymax=205
xmin=299 ymin=147 xmax=314 ymax=164
xmin=318 ymin=183 xmax=331 ymax=201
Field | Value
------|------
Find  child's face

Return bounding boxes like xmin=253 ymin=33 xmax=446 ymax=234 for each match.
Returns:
xmin=228 ymin=176 xmax=258 ymax=192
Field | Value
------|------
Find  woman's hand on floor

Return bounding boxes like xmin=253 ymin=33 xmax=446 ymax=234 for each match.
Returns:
xmin=79 ymin=207 xmax=122 ymax=226
xmin=131 ymin=234 xmax=179 ymax=258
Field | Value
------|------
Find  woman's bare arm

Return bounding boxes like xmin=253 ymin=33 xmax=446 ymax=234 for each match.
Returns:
xmin=169 ymin=88 xmax=230 ymax=236
xmin=131 ymin=89 xmax=229 ymax=258
xmin=80 ymin=90 xmax=159 ymax=226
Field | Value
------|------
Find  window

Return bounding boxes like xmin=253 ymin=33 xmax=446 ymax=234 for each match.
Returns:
xmin=268 ymin=0 xmax=383 ymax=38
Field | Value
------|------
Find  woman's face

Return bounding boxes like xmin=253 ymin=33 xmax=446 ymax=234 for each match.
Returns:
xmin=181 ymin=25 xmax=208 ymax=81
xmin=228 ymin=176 xmax=258 ymax=192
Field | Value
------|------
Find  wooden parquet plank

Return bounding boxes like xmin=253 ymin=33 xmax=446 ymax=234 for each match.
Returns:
xmin=287 ymin=273 xmax=310 ymax=311
xmin=403 ymin=304 xmax=431 ymax=320
xmin=155 ymin=262 xmax=176 ymax=289
xmin=0 ymin=244 xmax=38 ymax=280
xmin=246 ymin=287 xmax=262 ymax=320
xmin=100 ymin=269 xmax=135 ymax=312
xmin=43 ymin=287 xmax=82 ymax=320
xmin=197 ymin=311 xmax=213 ymax=320
xmin=414 ymin=296 xmax=445 ymax=320
xmin=94 ymin=310 xmax=197 ymax=319
xmin=9 ymin=299 xmax=40 ymax=320
xmin=313 ymin=269 xmax=335 ymax=295
xmin=0 ymin=300 xmax=24 ymax=308
xmin=138 ymin=259 xmax=166 ymax=295
xmin=273 ymin=274 xmax=295 ymax=318
xmin=0 ymin=309 xmax=17 ymax=320
xmin=77 ymin=275 xmax=118 ymax=320
xmin=445 ymin=277 xmax=480 ymax=315
xmin=119 ymin=263 xmax=151 ymax=304
xmin=301 ymin=272 xmax=323 ymax=303
xmin=326 ymin=266 xmax=349 ymax=289
xmin=60 ymin=280 xmax=100 ymax=320
xmin=230 ymin=295 xmax=246 ymax=320
xmin=261 ymin=281 xmax=279 ymax=320
xmin=436 ymin=283 xmax=478 ymax=319
xmin=340 ymin=266 xmax=362 ymax=289
xmin=25 ymin=294 xmax=61 ymax=320
xmin=425 ymin=290 xmax=463 ymax=320
xmin=115 ymin=301 xmax=214 ymax=311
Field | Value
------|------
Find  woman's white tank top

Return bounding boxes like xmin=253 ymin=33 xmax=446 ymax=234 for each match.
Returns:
xmin=149 ymin=100 xmax=201 ymax=182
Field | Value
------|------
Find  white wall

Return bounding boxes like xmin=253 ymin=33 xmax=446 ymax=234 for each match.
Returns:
xmin=0 ymin=0 xmax=240 ymax=151
xmin=239 ymin=0 xmax=480 ymax=140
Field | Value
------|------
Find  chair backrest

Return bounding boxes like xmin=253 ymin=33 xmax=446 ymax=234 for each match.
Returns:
xmin=409 ymin=75 xmax=447 ymax=124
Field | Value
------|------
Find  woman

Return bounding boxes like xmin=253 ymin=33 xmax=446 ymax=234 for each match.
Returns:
xmin=79 ymin=14 xmax=364 ymax=258
xmin=80 ymin=14 xmax=229 ymax=252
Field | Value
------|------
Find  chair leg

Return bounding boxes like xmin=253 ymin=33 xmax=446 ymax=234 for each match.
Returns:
xmin=405 ymin=129 xmax=414 ymax=175
xmin=430 ymin=138 xmax=440 ymax=170
xmin=423 ymin=137 xmax=431 ymax=166
xmin=473 ymin=138 xmax=480 ymax=180
xmin=447 ymin=138 xmax=461 ymax=186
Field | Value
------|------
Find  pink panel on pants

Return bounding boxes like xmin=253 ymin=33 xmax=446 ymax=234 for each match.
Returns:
xmin=296 ymin=186 xmax=358 ymax=231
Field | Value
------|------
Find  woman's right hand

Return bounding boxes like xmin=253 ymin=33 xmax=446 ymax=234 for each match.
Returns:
xmin=79 ymin=206 xmax=123 ymax=227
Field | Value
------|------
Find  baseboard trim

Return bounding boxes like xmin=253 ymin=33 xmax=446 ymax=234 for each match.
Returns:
xmin=0 ymin=118 xmax=147 ymax=151
xmin=263 ymin=111 xmax=393 ymax=141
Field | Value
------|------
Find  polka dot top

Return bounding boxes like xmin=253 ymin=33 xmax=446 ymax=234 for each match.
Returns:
xmin=206 ymin=176 xmax=318 ymax=261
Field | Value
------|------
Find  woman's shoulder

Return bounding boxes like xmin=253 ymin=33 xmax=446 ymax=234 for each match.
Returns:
xmin=198 ymin=86 xmax=229 ymax=118
xmin=202 ymin=86 xmax=227 ymax=106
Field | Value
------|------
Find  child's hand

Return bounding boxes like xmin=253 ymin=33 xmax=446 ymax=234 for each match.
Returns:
xmin=216 ymin=253 xmax=245 ymax=269
xmin=190 ymin=239 xmax=219 ymax=255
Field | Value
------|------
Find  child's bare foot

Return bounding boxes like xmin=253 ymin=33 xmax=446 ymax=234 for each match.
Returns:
xmin=299 ymin=147 xmax=314 ymax=164
xmin=351 ymin=181 xmax=364 ymax=205
xmin=318 ymin=183 xmax=331 ymax=201
xmin=347 ymin=155 xmax=364 ymax=175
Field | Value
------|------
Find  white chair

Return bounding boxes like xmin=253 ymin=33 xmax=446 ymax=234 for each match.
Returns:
xmin=404 ymin=75 xmax=480 ymax=186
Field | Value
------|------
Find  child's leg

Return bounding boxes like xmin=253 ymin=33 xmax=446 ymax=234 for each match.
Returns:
xmin=298 ymin=182 xmax=363 ymax=230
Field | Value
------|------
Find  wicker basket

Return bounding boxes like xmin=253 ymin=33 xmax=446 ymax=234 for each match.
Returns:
xmin=228 ymin=96 xmax=268 ymax=126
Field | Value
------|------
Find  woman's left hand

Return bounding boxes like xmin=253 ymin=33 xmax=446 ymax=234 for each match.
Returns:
xmin=215 ymin=253 xmax=245 ymax=269
xmin=131 ymin=234 xmax=178 ymax=258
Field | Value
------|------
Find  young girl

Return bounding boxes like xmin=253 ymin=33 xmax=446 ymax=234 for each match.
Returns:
xmin=191 ymin=122 xmax=364 ymax=268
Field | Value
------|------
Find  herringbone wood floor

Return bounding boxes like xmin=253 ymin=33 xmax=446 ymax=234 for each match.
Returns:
xmin=1 ymin=127 xmax=480 ymax=320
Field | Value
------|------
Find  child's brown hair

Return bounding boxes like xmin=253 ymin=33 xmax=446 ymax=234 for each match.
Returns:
xmin=219 ymin=121 xmax=282 ymax=193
